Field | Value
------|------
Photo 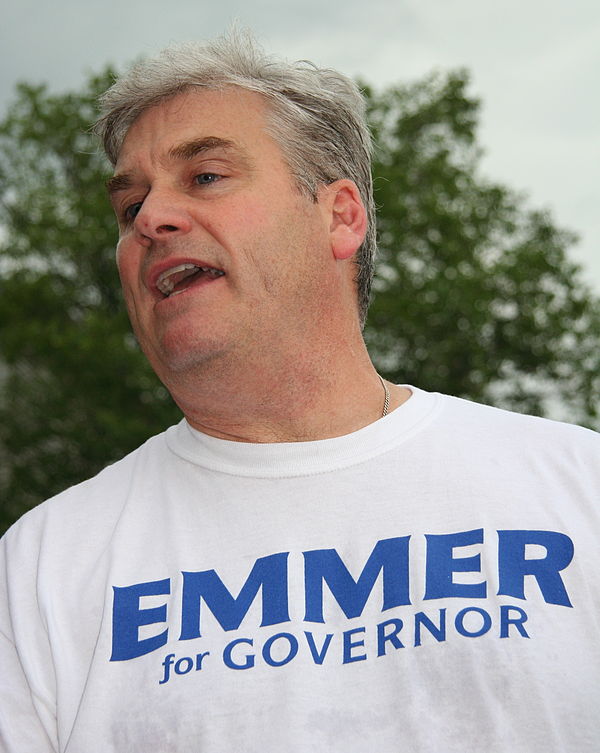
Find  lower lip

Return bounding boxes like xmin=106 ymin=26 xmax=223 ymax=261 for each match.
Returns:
xmin=155 ymin=272 xmax=225 ymax=305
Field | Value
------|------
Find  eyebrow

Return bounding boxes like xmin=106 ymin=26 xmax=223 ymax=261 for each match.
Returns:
xmin=106 ymin=136 xmax=246 ymax=197
xmin=106 ymin=173 xmax=134 ymax=196
xmin=168 ymin=136 xmax=237 ymax=161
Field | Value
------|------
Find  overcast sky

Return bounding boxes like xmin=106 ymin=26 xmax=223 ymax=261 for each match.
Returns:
xmin=3 ymin=0 xmax=599 ymax=289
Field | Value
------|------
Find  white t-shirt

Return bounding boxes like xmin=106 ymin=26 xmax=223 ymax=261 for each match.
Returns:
xmin=1 ymin=387 xmax=599 ymax=752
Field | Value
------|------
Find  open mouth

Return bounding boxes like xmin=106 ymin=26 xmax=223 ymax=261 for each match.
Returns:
xmin=155 ymin=263 xmax=225 ymax=298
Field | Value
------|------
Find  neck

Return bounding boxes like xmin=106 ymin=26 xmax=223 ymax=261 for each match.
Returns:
xmin=163 ymin=337 xmax=410 ymax=443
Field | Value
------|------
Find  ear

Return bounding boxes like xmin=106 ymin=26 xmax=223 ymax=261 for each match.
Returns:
xmin=321 ymin=180 xmax=368 ymax=261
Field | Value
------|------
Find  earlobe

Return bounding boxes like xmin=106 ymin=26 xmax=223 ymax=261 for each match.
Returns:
xmin=326 ymin=180 xmax=368 ymax=261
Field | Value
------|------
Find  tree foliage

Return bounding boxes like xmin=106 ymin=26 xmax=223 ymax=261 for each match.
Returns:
xmin=365 ymin=71 xmax=600 ymax=422
xmin=1 ymin=68 xmax=599 ymax=533
xmin=0 ymin=74 xmax=181 ymax=532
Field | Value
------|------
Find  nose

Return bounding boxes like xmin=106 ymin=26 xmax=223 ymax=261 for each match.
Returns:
xmin=133 ymin=188 xmax=193 ymax=244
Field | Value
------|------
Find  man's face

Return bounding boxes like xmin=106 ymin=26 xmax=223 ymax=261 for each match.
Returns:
xmin=109 ymin=87 xmax=335 ymax=382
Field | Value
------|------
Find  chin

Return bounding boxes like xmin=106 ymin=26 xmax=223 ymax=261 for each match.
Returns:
xmin=151 ymin=334 xmax=232 ymax=378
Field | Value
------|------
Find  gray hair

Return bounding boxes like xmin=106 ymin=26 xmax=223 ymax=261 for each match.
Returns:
xmin=94 ymin=31 xmax=376 ymax=325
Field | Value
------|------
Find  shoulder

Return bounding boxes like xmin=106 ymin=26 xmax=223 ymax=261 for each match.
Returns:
xmin=431 ymin=390 xmax=600 ymax=465
xmin=439 ymin=391 xmax=597 ymax=436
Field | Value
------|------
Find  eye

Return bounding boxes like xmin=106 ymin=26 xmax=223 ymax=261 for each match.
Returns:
xmin=194 ymin=173 xmax=221 ymax=185
xmin=124 ymin=201 xmax=143 ymax=222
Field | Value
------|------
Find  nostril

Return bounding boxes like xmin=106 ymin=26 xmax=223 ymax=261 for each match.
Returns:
xmin=157 ymin=224 xmax=178 ymax=232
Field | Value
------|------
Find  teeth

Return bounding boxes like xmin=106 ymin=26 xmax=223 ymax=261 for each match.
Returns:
xmin=156 ymin=264 xmax=224 ymax=297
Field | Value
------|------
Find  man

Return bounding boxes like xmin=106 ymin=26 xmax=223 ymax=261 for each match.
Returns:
xmin=1 ymin=33 xmax=599 ymax=752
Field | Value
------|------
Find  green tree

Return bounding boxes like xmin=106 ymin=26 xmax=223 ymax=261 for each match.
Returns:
xmin=365 ymin=70 xmax=600 ymax=422
xmin=0 ymin=74 xmax=181 ymax=532
xmin=1 ymin=69 xmax=598 ymax=535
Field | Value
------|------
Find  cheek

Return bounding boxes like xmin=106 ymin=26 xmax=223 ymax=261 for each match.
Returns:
xmin=115 ymin=238 xmax=126 ymax=275
xmin=115 ymin=239 xmax=139 ymax=288
xmin=115 ymin=240 xmax=147 ymax=332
